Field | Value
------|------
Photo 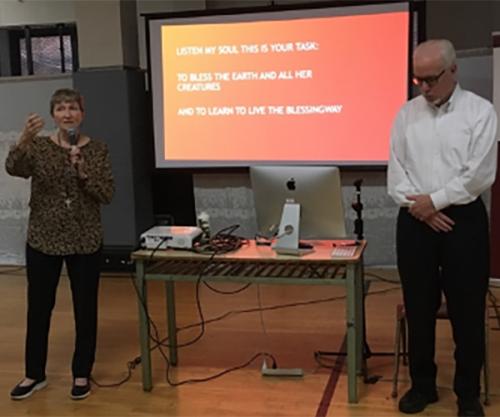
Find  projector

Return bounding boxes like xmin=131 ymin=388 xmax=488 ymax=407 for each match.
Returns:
xmin=140 ymin=226 xmax=202 ymax=250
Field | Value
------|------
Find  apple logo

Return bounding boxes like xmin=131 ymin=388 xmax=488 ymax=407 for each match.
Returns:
xmin=286 ymin=177 xmax=296 ymax=191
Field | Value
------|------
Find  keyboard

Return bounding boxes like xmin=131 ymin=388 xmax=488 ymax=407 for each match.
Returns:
xmin=331 ymin=245 xmax=357 ymax=258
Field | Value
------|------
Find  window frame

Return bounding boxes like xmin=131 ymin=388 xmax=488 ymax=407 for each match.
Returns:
xmin=7 ymin=23 xmax=79 ymax=76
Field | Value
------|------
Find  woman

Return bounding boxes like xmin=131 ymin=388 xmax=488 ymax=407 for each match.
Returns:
xmin=6 ymin=88 xmax=114 ymax=400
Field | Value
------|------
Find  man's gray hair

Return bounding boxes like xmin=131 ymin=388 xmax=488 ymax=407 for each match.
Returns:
xmin=415 ymin=39 xmax=456 ymax=67
xmin=436 ymin=39 xmax=456 ymax=67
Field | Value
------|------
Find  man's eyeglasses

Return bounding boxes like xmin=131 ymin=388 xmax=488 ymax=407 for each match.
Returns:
xmin=412 ymin=68 xmax=446 ymax=87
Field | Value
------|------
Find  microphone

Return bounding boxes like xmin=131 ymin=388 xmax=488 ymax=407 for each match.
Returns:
xmin=67 ymin=127 xmax=79 ymax=146
xmin=67 ymin=128 xmax=80 ymax=170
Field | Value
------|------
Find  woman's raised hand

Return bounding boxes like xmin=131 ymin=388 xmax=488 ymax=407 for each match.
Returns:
xmin=18 ymin=113 xmax=44 ymax=148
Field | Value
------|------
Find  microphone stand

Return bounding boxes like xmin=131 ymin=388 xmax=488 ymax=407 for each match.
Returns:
xmin=352 ymin=180 xmax=373 ymax=359
xmin=315 ymin=179 xmax=390 ymax=384
xmin=352 ymin=179 xmax=363 ymax=241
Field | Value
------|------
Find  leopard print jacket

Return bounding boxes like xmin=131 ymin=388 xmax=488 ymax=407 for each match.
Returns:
xmin=5 ymin=136 xmax=115 ymax=255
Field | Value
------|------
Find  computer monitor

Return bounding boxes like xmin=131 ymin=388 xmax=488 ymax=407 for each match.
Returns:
xmin=250 ymin=166 xmax=346 ymax=254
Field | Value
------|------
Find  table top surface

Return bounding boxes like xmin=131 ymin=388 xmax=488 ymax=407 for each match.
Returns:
xmin=131 ymin=239 xmax=366 ymax=264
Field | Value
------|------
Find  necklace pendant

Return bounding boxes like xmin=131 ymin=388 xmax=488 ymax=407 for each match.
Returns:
xmin=65 ymin=198 xmax=72 ymax=208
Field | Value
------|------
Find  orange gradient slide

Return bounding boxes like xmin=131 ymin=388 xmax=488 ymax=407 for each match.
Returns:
xmin=158 ymin=10 xmax=408 ymax=165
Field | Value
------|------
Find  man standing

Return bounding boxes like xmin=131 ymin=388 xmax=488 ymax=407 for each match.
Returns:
xmin=388 ymin=39 xmax=497 ymax=416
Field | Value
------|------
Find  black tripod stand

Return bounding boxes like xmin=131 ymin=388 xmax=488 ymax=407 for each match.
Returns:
xmin=315 ymin=179 xmax=392 ymax=383
xmin=352 ymin=179 xmax=364 ymax=241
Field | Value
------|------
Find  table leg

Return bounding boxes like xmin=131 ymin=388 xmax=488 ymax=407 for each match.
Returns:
xmin=165 ymin=281 xmax=178 ymax=366
xmin=358 ymin=259 xmax=367 ymax=376
xmin=135 ymin=260 xmax=152 ymax=391
xmin=346 ymin=263 xmax=359 ymax=403
xmin=355 ymin=261 xmax=366 ymax=376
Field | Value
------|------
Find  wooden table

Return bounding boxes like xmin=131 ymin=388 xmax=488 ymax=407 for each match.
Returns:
xmin=131 ymin=240 xmax=366 ymax=403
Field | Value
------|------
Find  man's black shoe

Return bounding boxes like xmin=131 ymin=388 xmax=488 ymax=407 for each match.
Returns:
xmin=71 ymin=380 xmax=91 ymax=400
xmin=10 ymin=379 xmax=47 ymax=400
xmin=398 ymin=388 xmax=439 ymax=414
xmin=457 ymin=398 xmax=485 ymax=417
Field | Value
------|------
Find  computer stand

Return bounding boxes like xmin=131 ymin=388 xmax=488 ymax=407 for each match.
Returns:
xmin=272 ymin=199 xmax=314 ymax=256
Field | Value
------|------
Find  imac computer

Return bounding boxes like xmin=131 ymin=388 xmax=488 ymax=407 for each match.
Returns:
xmin=250 ymin=166 xmax=346 ymax=255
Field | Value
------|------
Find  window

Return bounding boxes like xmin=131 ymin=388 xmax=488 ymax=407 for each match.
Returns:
xmin=20 ymin=35 xmax=73 ymax=75
xmin=2 ymin=23 xmax=78 ymax=77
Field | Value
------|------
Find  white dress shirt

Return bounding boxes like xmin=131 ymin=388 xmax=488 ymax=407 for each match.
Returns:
xmin=388 ymin=84 xmax=498 ymax=210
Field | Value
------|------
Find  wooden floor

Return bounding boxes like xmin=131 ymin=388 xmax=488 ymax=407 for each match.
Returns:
xmin=0 ymin=265 xmax=499 ymax=417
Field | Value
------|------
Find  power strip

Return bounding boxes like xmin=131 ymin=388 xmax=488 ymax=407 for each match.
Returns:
xmin=261 ymin=359 xmax=303 ymax=377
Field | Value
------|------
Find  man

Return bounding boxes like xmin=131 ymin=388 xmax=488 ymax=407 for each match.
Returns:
xmin=388 ymin=39 xmax=497 ymax=417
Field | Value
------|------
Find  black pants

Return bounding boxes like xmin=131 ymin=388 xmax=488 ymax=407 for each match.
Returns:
xmin=25 ymin=244 xmax=101 ymax=380
xmin=396 ymin=198 xmax=489 ymax=400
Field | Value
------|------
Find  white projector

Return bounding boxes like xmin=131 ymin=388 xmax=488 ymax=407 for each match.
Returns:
xmin=140 ymin=226 xmax=202 ymax=250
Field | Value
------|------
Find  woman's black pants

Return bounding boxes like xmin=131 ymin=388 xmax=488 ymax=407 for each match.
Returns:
xmin=24 ymin=244 xmax=101 ymax=380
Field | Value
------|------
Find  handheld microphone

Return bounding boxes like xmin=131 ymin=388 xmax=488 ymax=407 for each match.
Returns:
xmin=67 ymin=127 xmax=79 ymax=146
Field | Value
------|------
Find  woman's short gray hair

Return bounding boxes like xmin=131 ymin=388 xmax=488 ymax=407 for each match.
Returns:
xmin=50 ymin=88 xmax=84 ymax=115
